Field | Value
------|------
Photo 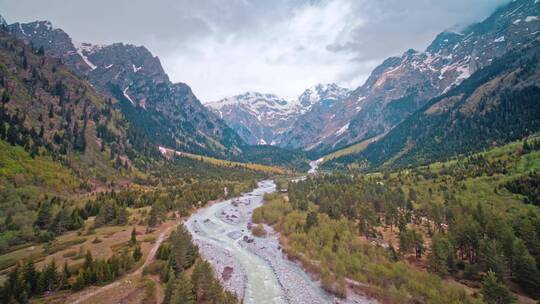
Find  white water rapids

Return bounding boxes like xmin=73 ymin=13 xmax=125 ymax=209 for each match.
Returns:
xmin=185 ymin=160 xmax=372 ymax=304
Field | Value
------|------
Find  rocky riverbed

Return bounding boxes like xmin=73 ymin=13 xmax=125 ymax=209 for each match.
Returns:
xmin=186 ymin=178 xmax=374 ymax=304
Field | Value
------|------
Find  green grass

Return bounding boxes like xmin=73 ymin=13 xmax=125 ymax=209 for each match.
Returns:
xmin=397 ymin=134 xmax=540 ymax=221
xmin=516 ymin=150 xmax=540 ymax=172
xmin=322 ymin=134 xmax=384 ymax=163
xmin=161 ymin=147 xmax=287 ymax=174
xmin=0 ymin=139 xmax=80 ymax=194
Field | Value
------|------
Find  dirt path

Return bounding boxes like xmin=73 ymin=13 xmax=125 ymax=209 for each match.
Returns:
xmin=70 ymin=221 xmax=179 ymax=304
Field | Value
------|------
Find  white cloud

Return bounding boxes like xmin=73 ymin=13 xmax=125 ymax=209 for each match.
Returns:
xmin=167 ymin=0 xmax=367 ymax=101
xmin=0 ymin=0 xmax=511 ymax=101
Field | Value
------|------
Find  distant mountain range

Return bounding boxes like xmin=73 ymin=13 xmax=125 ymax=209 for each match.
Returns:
xmin=1 ymin=0 xmax=538 ymax=172
xmin=206 ymin=84 xmax=350 ymax=146
xmin=212 ymin=0 xmax=540 ymax=161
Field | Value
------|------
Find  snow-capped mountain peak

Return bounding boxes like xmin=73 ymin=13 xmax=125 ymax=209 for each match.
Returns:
xmin=206 ymin=83 xmax=350 ymax=146
xmin=208 ymin=91 xmax=289 ymax=109
xmin=297 ymin=83 xmax=350 ymax=109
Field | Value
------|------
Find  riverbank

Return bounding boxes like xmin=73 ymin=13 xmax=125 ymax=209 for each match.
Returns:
xmin=186 ymin=179 xmax=374 ymax=304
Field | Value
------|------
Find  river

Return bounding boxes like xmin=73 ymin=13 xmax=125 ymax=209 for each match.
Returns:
xmin=185 ymin=160 xmax=372 ymax=304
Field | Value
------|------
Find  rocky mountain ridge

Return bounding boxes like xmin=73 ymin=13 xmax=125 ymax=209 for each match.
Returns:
xmin=281 ymin=0 xmax=540 ymax=154
xmin=325 ymin=37 xmax=540 ymax=169
xmin=207 ymin=83 xmax=350 ymax=146
xmin=6 ymin=18 xmax=246 ymax=158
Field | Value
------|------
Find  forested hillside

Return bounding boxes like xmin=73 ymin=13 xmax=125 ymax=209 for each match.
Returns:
xmin=0 ymin=24 xmax=162 ymax=220
xmin=257 ymin=135 xmax=540 ymax=303
xmin=326 ymin=39 xmax=540 ymax=170
xmin=0 ymin=25 xmax=273 ymax=304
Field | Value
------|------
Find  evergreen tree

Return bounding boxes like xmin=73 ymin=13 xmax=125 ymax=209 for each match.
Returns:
xmin=133 ymin=245 xmax=142 ymax=261
xmin=6 ymin=124 xmax=19 ymax=145
xmin=512 ymin=239 xmax=540 ymax=297
xmin=48 ymin=104 xmax=54 ymax=118
xmin=171 ymin=274 xmax=195 ymax=304
xmin=148 ymin=206 xmax=158 ymax=227
xmin=428 ymin=234 xmax=455 ymax=276
xmin=38 ymin=259 xmax=58 ymax=292
xmin=479 ymin=238 xmax=507 ymax=280
xmin=84 ymin=250 xmax=93 ymax=269
xmin=171 ymin=225 xmax=198 ymax=273
xmin=23 ymin=261 xmax=38 ymax=296
xmin=0 ymin=121 xmax=5 ymax=140
xmin=191 ymin=260 xmax=213 ymax=301
xmin=163 ymin=268 xmax=176 ymax=304
xmin=1 ymin=90 xmax=10 ymax=104
xmin=304 ymin=211 xmax=318 ymax=232
xmin=130 ymin=227 xmax=137 ymax=246
xmin=480 ymin=271 xmax=515 ymax=304
xmin=63 ymin=261 xmax=71 ymax=279
xmin=37 ymin=46 xmax=45 ymax=56
xmin=35 ymin=201 xmax=53 ymax=230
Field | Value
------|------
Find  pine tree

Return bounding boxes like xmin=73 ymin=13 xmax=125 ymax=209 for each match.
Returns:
xmin=0 ymin=121 xmax=5 ymax=139
xmin=35 ymin=201 xmax=53 ymax=230
xmin=163 ymin=268 xmax=176 ymax=304
xmin=428 ymin=234 xmax=455 ymax=276
xmin=171 ymin=274 xmax=195 ymax=304
xmin=1 ymin=90 xmax=9 ymax=104
xmin=84 ymin=250 xmax=93 ymax=269
xmin=512 ymin=239 xmax=540 ymax=297
xmin=37 ymin=46 xmax=45 ymax=56
xmin=63 ymin=261 xmax=71 ymax=279
xmin=39 ymin=259 xmax=58 ymax=292
xmin=23 ymin=261 xmax=38 ymax=296
xmin=130 ymin=227 xmax=137 ymax=246
xmin=171 ymin=226 xmax=198 ymax=273
xmin=48 ymin=104 xmax=54 ymax=118
xmin=148 ymin=206 xmax=158 ymax=227
xmin=133 ymin=245 xmax=142 ymax=261
xmin=304 ymin=211 xmax=318 ymax=232
xmin=479 ymin=238 xmax=507 ymax=280
xmin=481 ymin=271 xmax=515 ymax=304
xmin=6 ymin=124 xmax=19 ymax=145
xmin=191 ymin=261 xmax=213 ymax=301
xmin=22 ymin=54 xmax=28 ymax=69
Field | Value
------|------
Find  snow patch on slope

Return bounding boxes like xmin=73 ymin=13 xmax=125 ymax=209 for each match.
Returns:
xmin=72 ymin=40 xmax=98 ymax=70
xmin=123 ymin=85 xmax=135 ymax=105
xmin=335 ymin=123 xmax=350 ymax=136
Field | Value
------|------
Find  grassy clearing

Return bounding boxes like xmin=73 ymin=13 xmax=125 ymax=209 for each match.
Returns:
xmin=159 ymin=146 xmax=286 ymax=174
xmin=0 ymin=208 xmax=178 ymax=284
xmin=322 ymin=134 xmax=384 ymax=163
xmin=0 ymin=139 xmax=80 ymax=194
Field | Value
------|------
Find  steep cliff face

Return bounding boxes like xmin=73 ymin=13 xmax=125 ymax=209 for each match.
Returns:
xmin=7 ymin=20 xmax=246 ymax=158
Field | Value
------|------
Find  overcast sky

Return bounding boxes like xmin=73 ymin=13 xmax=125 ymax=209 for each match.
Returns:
xmin=0 ymin=0 xmax=510 ymax=101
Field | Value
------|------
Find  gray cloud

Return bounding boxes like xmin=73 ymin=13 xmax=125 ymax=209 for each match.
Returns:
xmin=0 ymin=0 xmax=511 ymax=101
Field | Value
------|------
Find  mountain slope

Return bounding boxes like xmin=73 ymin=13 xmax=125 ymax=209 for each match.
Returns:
xmin=325 ymin=39 xmax=540 ymax=170
xmin=207 ymin=92 xmax=294 ymax=145
xmin=0 ymin=28 xmax=158 ymax=195
xmin=286 ymin=0 xmax=540 ymax=155
xmin=7 ymin=19 xmax=246 ymax=159
xmin=207 ymin=84 xmax=350 ymax=146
